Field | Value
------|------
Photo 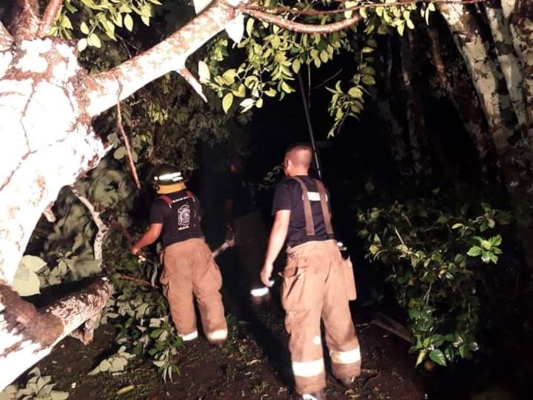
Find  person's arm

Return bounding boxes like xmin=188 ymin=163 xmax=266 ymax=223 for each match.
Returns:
xmin=130 ymin=223 xmax=163 ymax=255
xmin=260 ymin=210 xmax=290 ymax=287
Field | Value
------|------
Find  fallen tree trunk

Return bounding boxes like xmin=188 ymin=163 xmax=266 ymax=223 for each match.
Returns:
xmin=0 ymin=277 xmax=112 ymax=391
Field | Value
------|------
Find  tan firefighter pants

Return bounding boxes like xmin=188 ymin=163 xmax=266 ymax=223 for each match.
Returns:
xmin=234 ymin=211 xmax=270 ymax=299
xmin=281 ymin=240 xmax=361 ymax=395
xmin=160 ymin=238 xmax=228 ymax=344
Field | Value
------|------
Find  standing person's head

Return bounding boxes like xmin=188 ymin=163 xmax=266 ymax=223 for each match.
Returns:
xmin=283 ymin=143 xmax=313 ymax=177
xmin=152 ymin=164 xmax=186 ymax=194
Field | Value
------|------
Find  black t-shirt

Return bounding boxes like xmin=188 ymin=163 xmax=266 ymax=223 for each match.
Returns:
xmin=226 ymin=174 xmax=258 ymax=219
xmin=149 ymin=190 xmax=203 ymax=247
xmin=272 ymin=176 xmax=333 ymax=247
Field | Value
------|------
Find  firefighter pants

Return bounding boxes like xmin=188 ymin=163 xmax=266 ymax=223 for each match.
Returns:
xmin=281 ymin=240 xmax=361 ymax=395
xmin=234 ymin=211 xmax=270 ymax=301
xmin=160 ymin=238 xmax=228 ymax=344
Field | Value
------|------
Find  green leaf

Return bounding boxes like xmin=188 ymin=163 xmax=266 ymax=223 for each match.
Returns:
xmin=80 ymin=22 xmax=90 ymax=35
xmin=369 ymin=244 xmax=380 ymax=255
xmin=222 ymin=69 xmax=237 ymax=85
xmin=222 ymin=92 xmax=234 ymax=113
xmin=77 ymin=38 xmax=88 ymax=52
xmin=429 ymin=349 xmax=446 ymax=366
xmin=21 ymin=255 xmax=47 ymax=272
xmin=415 ymin=349 xmax=427 ymax=367
xmin=114 ymin=146 xmax=126 ymax=160
xmin=281 ymin=81 xmax=294 ymax=93
xmin=88 ymin=33 xmax=101 ymax=48
xmin=348 ymin=87 xmax=363 ymax=98
xmin=480 ymin=240 xmax=492 ymax=250
xmin=226 ymin=14 xmax=245 ymax=44
xmin=197 ymin=61 xmax=210 ymax=82
xmin=466 ymin=246 xmax=482 ymax=257
xmin=124 ymin=14 xmax=134 ymax=31
xmin=362 ymin=75 xmax=376 ymax=85
xmin=13 ymin=262 xmax=41 ymax=296
xmin=292 ymin=58 xmax=301 ymax=74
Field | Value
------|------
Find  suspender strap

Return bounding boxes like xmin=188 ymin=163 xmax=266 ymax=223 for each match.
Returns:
xmin=158 ymin=192 xmax=195 ymax=208
xmin=291 ymin=176 xmax=315 ymax=236
xmin=315 ymin=180 xmax=333 ymax=235
xmin=158 ymin=195 xmax=173 ymax=206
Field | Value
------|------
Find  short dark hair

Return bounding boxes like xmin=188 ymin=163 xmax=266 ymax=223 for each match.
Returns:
xmin=285 ymin=142 xmax=312 ymax=155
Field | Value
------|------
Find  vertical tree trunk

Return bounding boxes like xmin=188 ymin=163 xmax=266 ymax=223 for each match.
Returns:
xmin=375 ymin=37 xmax=411 ymax=179
xmin=437 ymin=2 xmax=517 ymax=151
xmin=400 ymin=31 xmax=432 ymax=179
xmin=501 ymin=0 xmax=533 ymax=135
xmin=426 ymin=23 xmax=499 ymax=186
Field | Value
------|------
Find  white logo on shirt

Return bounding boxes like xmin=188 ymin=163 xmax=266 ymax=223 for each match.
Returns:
xmin=307 ymin=191 xmax=328 ymax=201
xmin=177 ymin=204 xmax=190 ymax=230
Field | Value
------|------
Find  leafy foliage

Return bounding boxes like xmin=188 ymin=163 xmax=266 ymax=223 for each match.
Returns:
xmin=0 ymin=368 xmax=68 ymax=400
xmin=357 ymin=188 xmax=513 ymax=367
xmin=200 ymin=0 xmax=436 ymax=136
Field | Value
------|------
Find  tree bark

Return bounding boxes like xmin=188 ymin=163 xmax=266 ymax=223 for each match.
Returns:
xmin=9 ymin=0 xmax=41 ymax=42
xmin=484 ymin=0 xmax=529 ymax=135
xmin=437 ymin=2 xmax=516 ymax=151
xmin=0 ymin=0 xmax=250 ymax=285
xmin=0 ymin=278 xmax=112 ymax=391
xmin=501 ymin=0 xmax=533 ymax=135
xmin=400 ymin=31 xmax=432 ymax=179
xmin=375 ymin=37 xmax=411 ymax=178
xmin=426 ymin=22 xmax=499 ymax=186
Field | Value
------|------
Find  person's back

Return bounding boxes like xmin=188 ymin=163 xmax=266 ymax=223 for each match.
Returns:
xmin=131 ymin=164 xmax=228 ymax=346
xmin=260 ymin=144 xmax=361 ymax=400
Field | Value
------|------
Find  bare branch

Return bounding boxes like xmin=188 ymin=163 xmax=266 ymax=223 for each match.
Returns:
xmin=244 ymin=0 xmax=485 ymax=17
xmin=70 ymin=187 xmax=109 ymax=261
xmin=243 ymin=9 xmax=362 ymax=34
xmin=116 ymin=101 xmax=141 ymax=189
xmin=84 ymin=0 xmax=239 ymax=116
xmin=176 ymin=66 xmax=207 ymax=102
xmin=0 ymin=22 xmax=13 ymax=51
xmin=37 ymin=0 xmax=63 ymax=38
xmin=9 ymin=0 xmax=41 ymax=41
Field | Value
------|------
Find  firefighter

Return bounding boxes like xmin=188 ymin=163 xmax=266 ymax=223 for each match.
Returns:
xmin=131 ymin=164 xmax=228 ymax=346
xmin=225 ymin=155 xmax=271 ymax=304
xmin=260 ymin=144 xmax=361 ymax=400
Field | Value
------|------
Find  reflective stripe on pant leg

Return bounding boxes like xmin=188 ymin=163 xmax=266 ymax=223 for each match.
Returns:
xmin=206 ymin=329 xmax=228 ymax=342
xmin=250 ymin=287 xmax=270 ymax=297
xmin=330 ymin=346 xmax=361 ymax=364
xmin=292 ymin=358 xmax=325 ymax=378
xmin=179 ymin=330 xmax=198 ymax=341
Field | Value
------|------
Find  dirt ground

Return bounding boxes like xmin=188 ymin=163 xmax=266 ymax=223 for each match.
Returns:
xmin=26 ymin=250 xmax=525 ymax=400
xmin=37 ymin=301 xmax=426 ymax=400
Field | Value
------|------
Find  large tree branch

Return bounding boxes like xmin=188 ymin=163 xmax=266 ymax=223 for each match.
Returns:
xmin=37 ymin=0 xmax=63 ymax=38
xmin=0 ymin=278 xmax=112 ymax=390
xmin=84 ymin=0 xmax=239 ymax=116
xmin=0 ymin=22 xmax=13 ymax=51
xmin=9 ymin=0 xmax=41 ymax=41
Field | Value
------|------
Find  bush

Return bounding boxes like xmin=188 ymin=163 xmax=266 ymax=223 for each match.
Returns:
xmin=357 ymin=189 xmax=512 ymax=367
